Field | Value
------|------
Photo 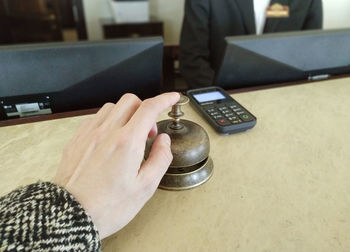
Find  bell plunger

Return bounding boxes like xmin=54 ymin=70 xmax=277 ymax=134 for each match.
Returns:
xmin=146 ymin=95 xmax=214 ymax=190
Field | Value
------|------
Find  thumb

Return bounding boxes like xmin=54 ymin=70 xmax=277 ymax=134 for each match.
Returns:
xmin=139 ymin=133 xmax=172 ymax=188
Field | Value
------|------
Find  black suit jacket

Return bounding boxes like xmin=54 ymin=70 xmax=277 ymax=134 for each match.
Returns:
xmin=179 ymin=0 xmax=323 ymax=88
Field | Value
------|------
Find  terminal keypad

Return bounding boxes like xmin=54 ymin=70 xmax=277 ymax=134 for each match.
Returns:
xmin=205 ymin=103 xmax=253 ymax=126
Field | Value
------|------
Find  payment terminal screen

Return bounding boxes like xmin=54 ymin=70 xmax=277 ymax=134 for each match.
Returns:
xmin=193 ymin=91 xmax=226 ymax=103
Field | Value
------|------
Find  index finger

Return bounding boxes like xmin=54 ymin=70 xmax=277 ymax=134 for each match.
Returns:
xmin=126 ymin=92 xmax=180 ymax=141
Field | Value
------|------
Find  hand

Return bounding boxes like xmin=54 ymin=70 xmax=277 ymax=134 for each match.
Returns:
xmin=54 ymin=92 xmax=180 ymax=239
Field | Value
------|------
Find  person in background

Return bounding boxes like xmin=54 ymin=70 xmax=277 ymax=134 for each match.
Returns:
xmin=179 ymin=0 xmax=323 ymax=88
xmin=0 ymin=92 xmax=180 ymax=251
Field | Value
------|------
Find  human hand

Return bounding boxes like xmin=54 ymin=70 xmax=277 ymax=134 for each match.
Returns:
xmin=53 ymin=92 xmax=180 ymax=239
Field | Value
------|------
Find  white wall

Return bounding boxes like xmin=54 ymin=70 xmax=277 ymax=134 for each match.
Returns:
xmin=83 ymin=0 xmax=184 ymax=44
xmin=323 ymin=0 xmax=350 ymax=29
xmin=148 ymin=0 xmax=185 ymax=45
xmin=83 ymin=0 xmax=350 ymax=44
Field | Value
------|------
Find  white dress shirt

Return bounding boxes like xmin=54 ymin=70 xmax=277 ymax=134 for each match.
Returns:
xmin=253 ymin=0 xmax=271 ymax=35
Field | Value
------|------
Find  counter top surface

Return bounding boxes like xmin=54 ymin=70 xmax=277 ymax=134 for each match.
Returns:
xmin=1 ymin=78 xmax=350 ymax=252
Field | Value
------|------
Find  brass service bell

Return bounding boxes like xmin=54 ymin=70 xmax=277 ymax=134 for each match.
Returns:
xmin=146 ymin=95 xmax=213 ymax=190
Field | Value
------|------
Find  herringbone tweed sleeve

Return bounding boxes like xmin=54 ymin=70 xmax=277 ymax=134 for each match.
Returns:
xmin=0 ymin=182 xmax=101 ymax=252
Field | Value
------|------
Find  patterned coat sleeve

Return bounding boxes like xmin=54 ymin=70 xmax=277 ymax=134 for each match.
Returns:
xmin=0 ymin=182 xmax=101 ymax=252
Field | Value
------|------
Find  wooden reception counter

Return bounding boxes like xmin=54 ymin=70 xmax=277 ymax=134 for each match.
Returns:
xmin=1 ymin=78 xmax=350 ymax=252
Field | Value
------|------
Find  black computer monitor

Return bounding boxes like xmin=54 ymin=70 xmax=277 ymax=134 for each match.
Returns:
xmin=0 ymin=37 xmax=163 ymax=120
xmin=216 ymin=29 xmax=350 ymax=89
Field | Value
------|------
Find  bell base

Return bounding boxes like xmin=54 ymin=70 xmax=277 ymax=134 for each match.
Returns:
xmin=159 ymin=157 xmax=214 ymax=191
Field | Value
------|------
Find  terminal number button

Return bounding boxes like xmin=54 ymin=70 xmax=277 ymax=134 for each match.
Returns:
xmin=213 ymin=115 xmax=224 ymax=120
xmin=225 ymin=112 xmax=234 ymax=117
xmin=206 ymin=108 xmax=217 ymax=113
xmin=218 ymin=106 xmax=228 ymax=111
xmin=228 ymin=116 xmax=238 ymax=121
